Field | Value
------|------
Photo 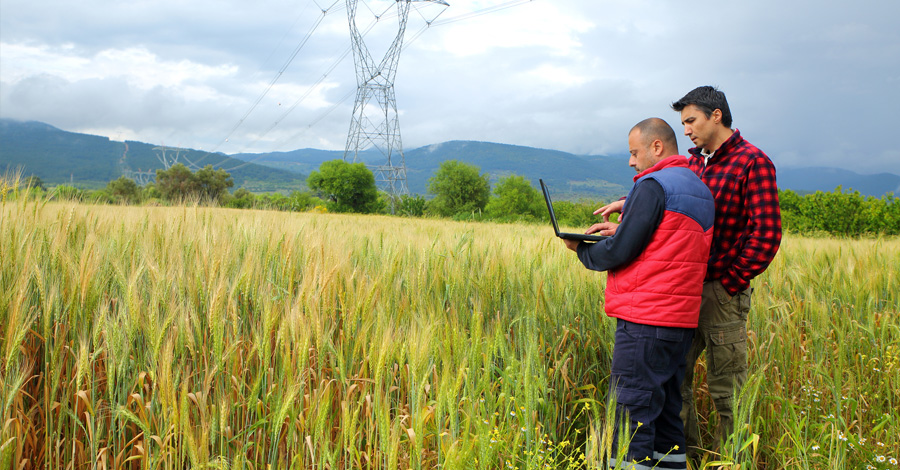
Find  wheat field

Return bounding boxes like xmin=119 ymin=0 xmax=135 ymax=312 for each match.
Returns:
xmin=1 ymin=194 xmax=898 ymax=469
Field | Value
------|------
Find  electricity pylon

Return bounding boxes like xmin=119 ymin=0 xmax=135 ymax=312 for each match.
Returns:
xmin=154 ymin=145 xmax=185 ymax=170
xmin=343 ymin=0 xmax=448 ymax=212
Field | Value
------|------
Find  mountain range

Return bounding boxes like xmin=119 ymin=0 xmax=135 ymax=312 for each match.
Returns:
xmin=0 ymin=119 xmax=304 ymax=191
xmin=2 ymin=119 xmax=898 ymax=199
xmin=230 ymin=141 xmax=638 ymax=199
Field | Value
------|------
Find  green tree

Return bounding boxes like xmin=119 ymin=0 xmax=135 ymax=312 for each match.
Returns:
xmin=778 ymin=187 xmax=900 ymax=236
xmin=195 ymin=165 xmax=234 ymax=203
xmin=154 ymin=163 xmax=233 ymax=204
xmin=88 ymin=189 xmax=115 ymax=204
xmin=485 ymin=174 xmax=543 ymax=221
xmin=307 ymin=160 xmax=382 ymax=213
xmin=426 ymin=160 xmax=490 ymax=217
xmin=226 ymin=188 xmax=256 ymax=209
xmin=52 ymin=184 xmax=85 ymax=202
xmin=551 ymin=199 xmax=608 ymax=228
xmin=884 ymin=193 xmax=900 ymax=235
xmin=106 ymin=176 xmax=142 ymax=204
xmin=155 ymin=163 xmax=199 ymax=202
xmin=286 ymin=190 xmax=318 ymax=212
xmin=777 ymin=189 xmax=806 ymax=232
xmin=396 ymin=194 xmax=427 ymax=217
xmin=24 ymin=175 xmax=45 ymax=191
xmin=144 ymin=182 xmax=162 ymax=200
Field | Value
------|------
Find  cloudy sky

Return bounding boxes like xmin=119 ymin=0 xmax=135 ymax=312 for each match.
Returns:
xmin=2 ymin=0 xmax=899 ymax=174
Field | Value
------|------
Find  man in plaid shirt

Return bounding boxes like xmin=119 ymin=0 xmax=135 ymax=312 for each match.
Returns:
xmin=671 ymin=86 xmax=782 ymax=454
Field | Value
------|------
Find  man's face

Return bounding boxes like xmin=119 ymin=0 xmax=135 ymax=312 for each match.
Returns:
xmin=680 ymin=104 xmax=718 ymax=151
xmin=628 ymin=130 xmax=656 ymax=173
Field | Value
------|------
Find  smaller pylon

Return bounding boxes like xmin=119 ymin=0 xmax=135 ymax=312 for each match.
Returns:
xmin=154 ymin=146 xmax=185 ymax=170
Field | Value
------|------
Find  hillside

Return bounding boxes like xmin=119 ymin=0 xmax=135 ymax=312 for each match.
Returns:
xmin=0 ymin=120 xmax=122 ymax=184
xmin=777 ymin=167 xmax=900 ymax=197
xmin=404 ymin=141 xmax=635 ymax=199
xmin=3 ymin=119 xmax=898 ymax=199
xmin=225 ymin=143 xmax=900 ymax=199
xmin=231 ymin=141 xmax=635 ymax=200
xmin=0 ymin=119 xmax=307 ymax=191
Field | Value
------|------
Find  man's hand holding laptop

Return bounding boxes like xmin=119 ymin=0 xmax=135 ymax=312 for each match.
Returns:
xmin=563 ymin=220 xmax=619 ymax=251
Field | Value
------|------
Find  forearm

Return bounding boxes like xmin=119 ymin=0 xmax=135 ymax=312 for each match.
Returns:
xmin=721 ymin=235 xmax=781 ymax=294
xmin=576 ymin=181 xmax=663 ymax=272
xmin=721 ymin=163 xmax=783 ymax=294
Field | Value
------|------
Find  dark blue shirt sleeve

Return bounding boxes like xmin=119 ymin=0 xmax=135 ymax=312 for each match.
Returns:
xmin=575 ymin=179 xmax=665 ymax=272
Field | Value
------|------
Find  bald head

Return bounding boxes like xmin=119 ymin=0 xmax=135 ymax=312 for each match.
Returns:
xmin=627 ymin=118 xmax=680 ymax=173
xmin=630 ymin=118 xmax=679 ymax=155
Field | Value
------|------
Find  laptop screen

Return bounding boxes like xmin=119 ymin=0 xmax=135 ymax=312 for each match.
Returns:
xmin=540 ymin=179 xmax=561 ymax=236
xmin=539 ymin=178 xmax=609 ymax=242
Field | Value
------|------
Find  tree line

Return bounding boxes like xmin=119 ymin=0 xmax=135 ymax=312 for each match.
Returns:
xmin=779 ymin=186 xmax=899 ymax=236
xmin=9 ymin=161 xmax=899 ymax=237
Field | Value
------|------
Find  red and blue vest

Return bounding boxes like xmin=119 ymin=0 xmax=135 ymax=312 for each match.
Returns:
xmin=604 ymin=156 xmax=715 ymax=328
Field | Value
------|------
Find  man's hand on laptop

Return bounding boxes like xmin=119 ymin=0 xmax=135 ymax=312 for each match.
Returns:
xmin=586 ymin=221 xmax=619 ymax=237
xmin=594 ymin=199 xmax=625 ymax=222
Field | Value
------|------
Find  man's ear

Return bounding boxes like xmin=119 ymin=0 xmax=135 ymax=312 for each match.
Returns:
xmin=712 ymin=109 xmax=723 ymax=125
xmin=653 ymin=139 xmax=665 ymax=157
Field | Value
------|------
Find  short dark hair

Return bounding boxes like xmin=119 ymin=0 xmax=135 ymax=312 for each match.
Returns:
xmin=671 ymin=86 xmax=732 ymax=128
xmin=631 ymin=117 xmax=678 ymax=154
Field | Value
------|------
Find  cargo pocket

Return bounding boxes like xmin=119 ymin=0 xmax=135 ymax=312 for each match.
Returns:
xmin=614 ymin=386 xmax=652 ymax=426
xmin=738 ymin=288 xmax=752 ymax=321
xmin=708 ymin=324 xmax=748 ymax=376
xmin=713 ymin=281 xmax=734 ymax=304
xmin=649 ymin=329 xmax=685 ymax=372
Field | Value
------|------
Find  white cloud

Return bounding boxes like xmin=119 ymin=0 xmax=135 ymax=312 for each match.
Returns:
xmin=427 ymin=3 xmax=591 ymax=58
xmin=1 ymin=0 xmax=899 ymax=174
xmin=1 ymin=42 xmax=238 ymax=95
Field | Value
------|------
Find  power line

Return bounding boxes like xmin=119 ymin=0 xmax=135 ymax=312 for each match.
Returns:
xmin=222 ymin=88 xmax=358 ymax=172
xmin=431 ymin=0 xmax=533 ymax=26
xmin=219 ymin=1 xmax=438 ymax=174
xmin=403 ymin=0 xmax=534 ymax=46
xmin=217 ymin=15 xmax=386 ymax=171
xmin=197 ymin=0 xmax=537 ymax=174
xmin=257 ymin=1 xmax=316 ymax=75
xmin=185 ymin=0 xmax=342 ymax=169
xmin=218 ymin=7 xmax=330 ymax=152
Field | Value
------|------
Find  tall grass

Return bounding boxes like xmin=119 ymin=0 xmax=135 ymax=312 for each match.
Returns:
xmin=1 ymin=186 xmax=898 ymax=469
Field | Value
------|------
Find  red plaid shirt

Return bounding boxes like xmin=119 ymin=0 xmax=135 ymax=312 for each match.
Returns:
xmin=687 ymin=129 xmax=782 ymax=296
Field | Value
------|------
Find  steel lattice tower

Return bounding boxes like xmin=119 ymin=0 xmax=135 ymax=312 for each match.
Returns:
xmin=344 ymin=0 xmax=448 ymax=210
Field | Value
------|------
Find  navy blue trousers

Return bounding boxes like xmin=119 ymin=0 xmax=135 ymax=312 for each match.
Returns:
xmin=608 ymin=319 xmax=693 ymax=470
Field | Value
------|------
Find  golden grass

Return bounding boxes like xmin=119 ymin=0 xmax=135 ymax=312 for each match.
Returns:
xmin=1 ymin=195 xmax=898 ymax=469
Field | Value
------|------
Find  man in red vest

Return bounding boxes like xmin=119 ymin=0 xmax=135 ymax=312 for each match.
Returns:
xmin=595 ymin=88 xmax=783 ymax=456
xmin=564 ymin=117 xmax=714 ymax=470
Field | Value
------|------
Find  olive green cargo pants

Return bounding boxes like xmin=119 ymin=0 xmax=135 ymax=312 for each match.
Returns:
xmin=680 ymin=280 xmax=751 ymax=452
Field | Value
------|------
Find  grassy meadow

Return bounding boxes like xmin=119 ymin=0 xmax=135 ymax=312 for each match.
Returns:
xmin=1 ymin=193 xmax=898 ymax=469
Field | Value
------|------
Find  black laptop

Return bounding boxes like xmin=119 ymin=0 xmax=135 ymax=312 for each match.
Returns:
xmin=540 ymin=179 xmax=608 ymax=242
